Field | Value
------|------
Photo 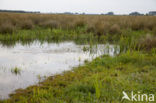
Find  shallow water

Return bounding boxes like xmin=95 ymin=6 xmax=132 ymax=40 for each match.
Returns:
xmin=0 ymin=41 xmax=119 ymax=99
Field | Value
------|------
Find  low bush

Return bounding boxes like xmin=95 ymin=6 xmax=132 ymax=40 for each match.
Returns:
xmin=20 ymin=19 xmax=34 ymax=29
xmin=137 ymin=34 xmax=156 ymax=50
xmin=94 ymin=21 xmax=110 ymax=36
xmin=153 ymin=26 xmax=156 ymax=35
xmin=0 ymin=22 xmax=15 ymax=34
xmin=74 ymin=20 xmax=86 ymax=28
xmin=86 ymin=24 xmax=95 ymax=33
xmin=131 ymin=19 xmax=145 ymax=30
xmin=109 ymin=24 xmax=121 ymax=34
xmin=39 ymin=20 xmax=60 ymax=29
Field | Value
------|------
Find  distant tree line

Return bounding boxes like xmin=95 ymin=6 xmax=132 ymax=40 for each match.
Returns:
xmin=0 ymin=9 xmax=40 ymax=13
xmin=0 ymin=9 xmax=156 ymax=16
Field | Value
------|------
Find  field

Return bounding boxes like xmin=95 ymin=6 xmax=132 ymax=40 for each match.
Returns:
xmin=0 ymin=12 xmax=156 ymax=103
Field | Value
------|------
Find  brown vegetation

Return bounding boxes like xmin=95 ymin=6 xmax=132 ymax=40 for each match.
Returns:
xmin=137 ymin=34 xmax=156 ymax=50
xmin=0 ymin=13 xmax=156 ymax=36
xmin=109 ymin=24 xmax=121 ymax=34
xmin=0 ymin=21 xmax=15 ymax=34
xmin=19 ymin=19 xmax=34 ymax=29
xmin=39 ymin=20 xmax=60 ymax=29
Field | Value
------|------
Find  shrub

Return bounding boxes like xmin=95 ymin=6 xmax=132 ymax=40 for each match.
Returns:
xmin=30 ymin=16 xmax=44 ymax=25
xmin=109 ymin=24 xmax=121 ymax=34
xmin=94 ymin=21 xmax=110 ymax=36
xmin=74 ymin=20 xmax=86 ymax=28
xmin=39 ymin=20 xmax=60 ymax=29
xmin=146 ymin=21 xmax=155 ymax=30
xmin=20 ymin=20 xmax=34 ymax=29
xmin=60 ymin=20 xmax=75 ymax=29
xmin=0 ymin=22 xmax=15 ymax=34
xmin=131 ymin=18 xmax=145 ymax=30
xmin=86 ymin=24 xmax=95 ymax=33
xmin=137 ymin=34 xmax=156 ymax=50
xmin=152 ymin=26 xmax=156 ymax=35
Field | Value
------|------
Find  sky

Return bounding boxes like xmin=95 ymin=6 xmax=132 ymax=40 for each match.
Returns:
xmin=0 ymin=0 xmax=156 ymax=14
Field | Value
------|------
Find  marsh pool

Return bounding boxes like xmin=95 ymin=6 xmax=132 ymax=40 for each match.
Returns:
xmin=0 ymin=41 xmax=119 ymax=99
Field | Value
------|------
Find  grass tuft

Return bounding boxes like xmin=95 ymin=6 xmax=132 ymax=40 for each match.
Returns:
xmin=11 ymin=67 xmax=21 ymax=75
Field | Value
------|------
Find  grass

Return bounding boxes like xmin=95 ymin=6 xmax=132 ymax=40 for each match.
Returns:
xmin=0 ymin=27 xmax=152 ymax=48
xmin=0 ymin=13 xmax=156 ymax=35
xmin=0 ymin=13 xmax=155 ymax=103
xmin=11 ymin=67 xmax=21 ymax=75
xmin=0 ymin=21 xmax=15 ymax=34
xmin=137 ymin=34 xmax=156 ymax=51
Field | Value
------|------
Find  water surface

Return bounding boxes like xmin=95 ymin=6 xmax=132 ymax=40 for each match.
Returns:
xmin=0 ymin=41 xmax=119 ymax=99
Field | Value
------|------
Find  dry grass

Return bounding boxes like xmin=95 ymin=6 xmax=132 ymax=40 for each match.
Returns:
xmin=39 ymin=20 xmax=60 ymax=29
xmin=94 ymin=21 xmax=111 ymax=36
xmin=0 ymin=21 xmax=15 ymax=34
xmin=0 ymin=13 xmax=156 ymax=35
xmin=109 ymin=24 xmax=121 ymax=34
xmin=153 ymin=26 xmax=156 ymax=35
xmin=137 ymin=34 xmax=156 ymax=50
xmin=74 ymin=20 xmax=86 ymax=28
xmin=20 ymin=19 xmax=34 ymax=29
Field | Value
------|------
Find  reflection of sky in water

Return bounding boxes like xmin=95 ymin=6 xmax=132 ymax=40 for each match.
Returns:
xmin=0 ymin=41 xmax=119 ymax=99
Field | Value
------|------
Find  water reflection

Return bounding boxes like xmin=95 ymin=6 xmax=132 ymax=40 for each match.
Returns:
xmin=0 ymin=41 xmax=119 ymax=99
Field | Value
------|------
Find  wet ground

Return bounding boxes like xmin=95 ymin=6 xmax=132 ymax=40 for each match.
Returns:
xmin=0 ymin=41 xmax=119 ymax=99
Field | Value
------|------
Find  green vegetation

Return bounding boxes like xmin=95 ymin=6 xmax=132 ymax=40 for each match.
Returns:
xmin=11 ymin=67 xmax=21 ymax=75
xmin=0 ymin=13 xmax=156 ymax=103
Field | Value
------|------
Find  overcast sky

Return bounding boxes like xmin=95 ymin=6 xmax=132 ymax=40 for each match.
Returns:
xmin=0 ymin=0 xmax=156 ymax=14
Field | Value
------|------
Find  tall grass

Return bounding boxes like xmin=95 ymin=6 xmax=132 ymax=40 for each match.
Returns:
xmin=0 ymin=13 xmax=156 ymax=34
xmin=137 ymin=34 xmax=156 ymax=50
xmin=19 ymin=19 xmax=34 ymax=29
xmin=0 ymin=21 xmax=15 ymax=34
